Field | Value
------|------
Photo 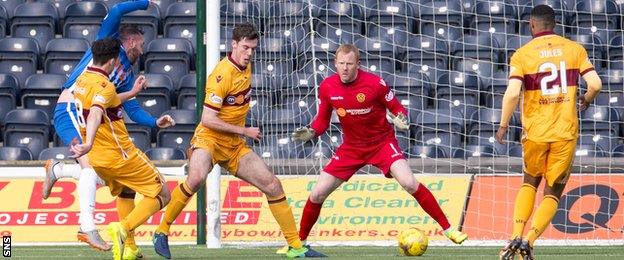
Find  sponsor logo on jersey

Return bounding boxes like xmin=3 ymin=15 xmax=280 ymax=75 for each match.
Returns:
xmin=216 ymin=75 xmax=223 ymax=83
xmin=345 ymin=107 xmax=372 ymax=115
xmin=209 ymin=93 xmax=223 ymax=104
xmin=385 ymin=90 xmax=394 ymax=102
xmin=356 ymin=93 xmax=366 ymax=103
xmin=330 ymin=96 xmax=344 ymax=100
xmin=337 ymin=108 xmax=347 ymax=117
xmin=226 ymin=96 xmax=237 ymax=105
xmin=93 ymin=95 xmax=106 ymax=104
xmin=379 ymin=79 xmax=387 ymax=86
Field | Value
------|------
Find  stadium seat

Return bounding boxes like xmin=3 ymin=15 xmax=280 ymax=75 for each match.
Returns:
xmin=219 ymin=1 xmax=261 ymax=27
xmin=319 ymin=129 xmax=343 ymax=149
xmin=265 ymin=25 xmax=308 ymax=55
xmin=419 ymin=22 xmax=464 ymax=42
xmin=254 ymin=36 xmax=296 ymax=61
xmin=63 ymin=1 xmax=108 ymax=44
xmin=0 ymin=5 xmax=6 ymax=38
xmin=218 ymin=24 xmax=234 ymax=55
xmin=470 ymin=1 xmax=518 ymax=45
xmin=355 ymin=37 xmax=400 ymax=72
xmin=44 ymin=38 xmax=89 ymax=76
xmin=283 ymin=73 xmax=320 ymax=91
xmin=0 ymin=0 xmax=26 ymax=21
xmin=504 ymin=35 xmax=532 ymax=62
xmin=569 ymin=34 xmax=604 ymax=69
xmin=152 ymin=0 xmax=178 ymax=18
xmin=366 ymin=24 xmax=409 ymax=46
xmin=0 ymin=146 xmax=33 ymax=161
xmin=579 ymin=106 xmax=620 ymax=135
xmin=247 ymin=92 xmax=271 ymax=126
xmin=0 ymin=74 xmax=18 ymax=126
xmin=258 ymin=132 xmax=303 ymax=159
xmin=575 ymin=144 xmax=607 ymax=157
xmin=303 ymin=37 xmax=340 ymax=65
xmin=600 ymin=69 xmax=624 ymax=92
xmin=319 ymin=2 xmax=364 ymax=26
xmin=578 ymin=130 xmax=618 ymax=153
xmin=144 ymin=38 xmax=193 ymax=86
xmin=156 ymin=109 xmax=196 ymax=151
xmin=405 ymin=35 xmax=449 ymax=73
xmin=21 ymin=74 xmax=66 ymax=120
xmin=419 ymin=1 xmax=465 ymax=26
xmin=280 ymin=91 xmax=316 ymax=120
xmin=261 ymin=108 xmax=311 ymax=134
xmin=409 ymin=145 xmax=447 ymax=158
xmin=452 ymin=34 xmax=501 ymax=62
xmin=403 ymin=62 xmax=441 ymax=83
xmin=3 ymin=109 xmax=50 ymax=158
xmin=38 ymin=147 xmax=72 ymax=160
xmin=316 ymin=23 xmax=360 ymax=46
xmin=253 ymin=60 xmax=294 ymax=77
xmin=467 ymin=108 xmax=520 ymax=155
xmin=507 ymin=144 xmax=523 ymax=157
xmin=609 ymin=35 xmax=623 ymax=62
xmin=572 ymin=0 xmax=619 ymax=30
xmin=453 ymin=145 xmax=496 ymax=159
xmin=176 ymin=73 xmax=196 ymax=110
xmin=122 ymin=3 xmax=160 ymax=45
xmin=145 ymin=147 xmax=186 ymax=160
xmin=123 ymin=114 xmax=152 ymax=152
xmin=0 ymin=37 xmax=40 ymax=89
xmin=453 ymin=58 xmax=497 ymax=79
xmin=485 ymin=71 xmax=510 ymax=93
xmin=436 ymin=72 xmax=482 ymax=117
xmin=383 ymin=72 xmax=432 ymax=118
xmin=300 ymin=58 xmax=335 ymax=77
xmin=368 ymin=1 xmax=416 ymax=32
xmin=10 ymin=2 xmax=58 ymax=52
xmin=612 ymin=144 xmax=624 ymax=157
xmin=136 ymin=74 xmax=173 ymax=117
xmin=164 ymin=2 xmax=196 ymax=50
xmin=297 ymin=145 xmax=333 ymax=159
xmin=265 ymin=2 xmax=309 ymax=30
xmin=413 ymin=109 xmax=464 ymax=155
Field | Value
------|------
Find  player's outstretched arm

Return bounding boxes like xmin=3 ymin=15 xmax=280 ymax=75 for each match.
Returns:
xmin=201 ymin=108 xmax=261 ymax=141
xmin=97 ymin=0 xmax=149 ymax=40
xmin=118 ymin=75 xmax=147 ymax=103
xmin=70 ymin=106 xmax=103 ymax=158
xmin=579 ymin=70 xmax=602 ymax=111
xmin=496 ymin=79 xmax=522 ymax=144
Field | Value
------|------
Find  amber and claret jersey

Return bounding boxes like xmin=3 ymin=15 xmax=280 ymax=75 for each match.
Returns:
xmin=73 ymin=67 xmax=135 ymax=166
xmin=509 ymin=31 xmax=595 ymax=142
xmin=197 ymin=53 xmax=252 ymax=145
xmin=310 ymin=69 xmax=407 ymax=146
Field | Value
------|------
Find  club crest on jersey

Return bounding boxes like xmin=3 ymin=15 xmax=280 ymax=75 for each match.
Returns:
xmin=337 ymin=108 xmax=347 ymax=117
xmin=385 ymin=90 xmax=394 ymax=102
xmin=226 ymin=96 xmax=237 ymax=105
xmin=356 ymin=93 xmax=366 ymax=103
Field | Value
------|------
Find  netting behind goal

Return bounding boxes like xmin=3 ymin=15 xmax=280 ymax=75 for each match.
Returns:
xmin=217 ymin=0 xmax=624 ymax=246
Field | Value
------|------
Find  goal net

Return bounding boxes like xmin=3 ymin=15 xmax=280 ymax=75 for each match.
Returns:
xmin=214 ymin=0 xmax=624 ymax=246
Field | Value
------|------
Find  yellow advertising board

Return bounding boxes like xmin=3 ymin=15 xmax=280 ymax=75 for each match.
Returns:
xmin=0 ymin=175 xmax=470 ymax=243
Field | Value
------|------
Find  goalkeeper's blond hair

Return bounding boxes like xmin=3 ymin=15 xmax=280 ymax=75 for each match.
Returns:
xmin=336 ymin=44 xmax=360 ymax=60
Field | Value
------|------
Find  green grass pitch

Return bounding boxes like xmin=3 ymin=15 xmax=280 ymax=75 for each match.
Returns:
xmin=10 ymin=245 xmax=624 ymax=259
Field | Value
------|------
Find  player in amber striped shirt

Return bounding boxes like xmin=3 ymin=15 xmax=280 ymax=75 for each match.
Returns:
xmin=496 ymin=5 xmax=602 ymax=260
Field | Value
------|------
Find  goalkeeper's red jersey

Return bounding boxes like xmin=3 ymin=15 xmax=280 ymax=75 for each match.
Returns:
xmin=310 ymin=69 xmax=407 ymax=146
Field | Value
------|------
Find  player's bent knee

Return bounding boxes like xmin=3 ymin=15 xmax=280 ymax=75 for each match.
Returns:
xmin=265 ymin=176 xmax=284 ymax=197
xmin=158 ymin=189 xmax=171 ymax=207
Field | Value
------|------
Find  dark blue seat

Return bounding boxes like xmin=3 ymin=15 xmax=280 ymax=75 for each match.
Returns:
xmin=122 ymin=3 xmax=160 ymax=44
xmin=0 ymin=74 xmax=18 ymax=126
xmin=453 ymin=145 xmax=497 ymax=159
xmin=470 ymin=1 xmax=518 ymax=45
xmin=316 ymin=23 xmax=360 ymax=45
xmin=319 ymin=2 xmax=364 ymax=26
xmin=575 ymin=144 xmax=607 ymax=157
xmin=366 ymin=24 xmax=409 ymax=46
xmin=0 ymin=0 xmax=26 ymax=20
xmin=123 ymin=113 xmax=152 ymax=152
xmin=176 ymin=73 xmax=197 ymax=110
xmin=572 ymin=0 xmax=619 ymax=30
xmin=409 ymin=145 xmax=447 ymax=158
xmin=3 ymin=109 xmax=50 ymax=158
xmin=21 ymin=74 xmax=66 ymax=120
xmin=369 ymin=1 xmax=416 ymax=32
xmin=405 ymin=35 xmax=449 ymax=74
xmin=467 ymin=108 xmax=520 ymax=155
xmin=612 ymin=144 xmax=624 ymax=157
xmin=436 ymin=72 xmax=482 ymax=117
xmin=0 ymin=37 xmax=40 ymax=89
xmin=44 ymin=38 xmax=89 ymax=76
xmin=298 ymin=146 xmax=333 ymax=159
xmin=414 ymin=109 xmax=464 ymax=155
xmin=11 ymin=2 xmax=58 ymax=51
xmin=0 ymin=146 xmax=33 ymax=161
xmin=38 ymin=147 xmax=72 ymax=160
xmin=453 ymin=59 xmax=497 ymax=79
xmin=145 ymin=147 xmax=186 ymax=160
xmin=383 ymin=72 xmax=432 ymax=118
xmin=419 ymin=1 xmax=465 ymax=26
xmin=219 ymin=1 xmax=261 ymax=27
xmin=253 ymin=60 xmax=293 ymax=77
xmin=144 ymin=38 xmax=194 ymax=86
xmin=136 ymin=73 xmax=174 ymax=117
xmin=254 ymin=36 xmax=296 ymax=60
xmin=164 ymin=2 xmax=196 ymax=51
xmin=63 ymin=1 xmax=108 ymax=44
xmin=452 ymin=34 xmax=501 ymax=62
xmin=156 ymin=109 xmax=196 ymax=151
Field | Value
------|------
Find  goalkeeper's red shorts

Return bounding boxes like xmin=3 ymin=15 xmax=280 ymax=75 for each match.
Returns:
xmin=323 ymin=137 xmax=405 ymax=181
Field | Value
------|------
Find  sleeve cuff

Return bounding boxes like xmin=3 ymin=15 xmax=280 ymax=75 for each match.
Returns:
xmin=204 ymin=103 xmax=221 ymax=112
xmin=91 ymin=104 xmax=104 ymax=111
xmin=509 ymin=76 xmax=524 ymax=81
xmin=580 ymin=67 xmax=595 ymax=76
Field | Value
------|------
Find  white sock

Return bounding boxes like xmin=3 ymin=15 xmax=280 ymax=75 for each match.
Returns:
xmin=78 ymin=168 xmax=98 ymax=232
xmin=54 ymin=163 xmax=81 ymax=180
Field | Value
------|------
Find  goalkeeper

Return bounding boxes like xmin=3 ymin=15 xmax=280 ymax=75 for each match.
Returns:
xmin=284 ymin=44 xmax=467 ymax=252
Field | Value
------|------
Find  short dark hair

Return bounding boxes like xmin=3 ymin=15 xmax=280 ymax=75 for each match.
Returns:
xmin=531 ymin=5 xmax=556 ymax=28
xmin=119 ymin=24 xmax=144 ymax=41
xmin=92 ymin=38 xmax=121 ymax=65
xmin=232 ymin=23 xmax=259 ymax=42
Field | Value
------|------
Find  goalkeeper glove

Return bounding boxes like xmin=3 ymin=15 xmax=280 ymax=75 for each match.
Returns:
xmin=388 ymin=112 xmax=409 ymax=130
xmin=292 ymin=127 xmax=316 ymax=142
